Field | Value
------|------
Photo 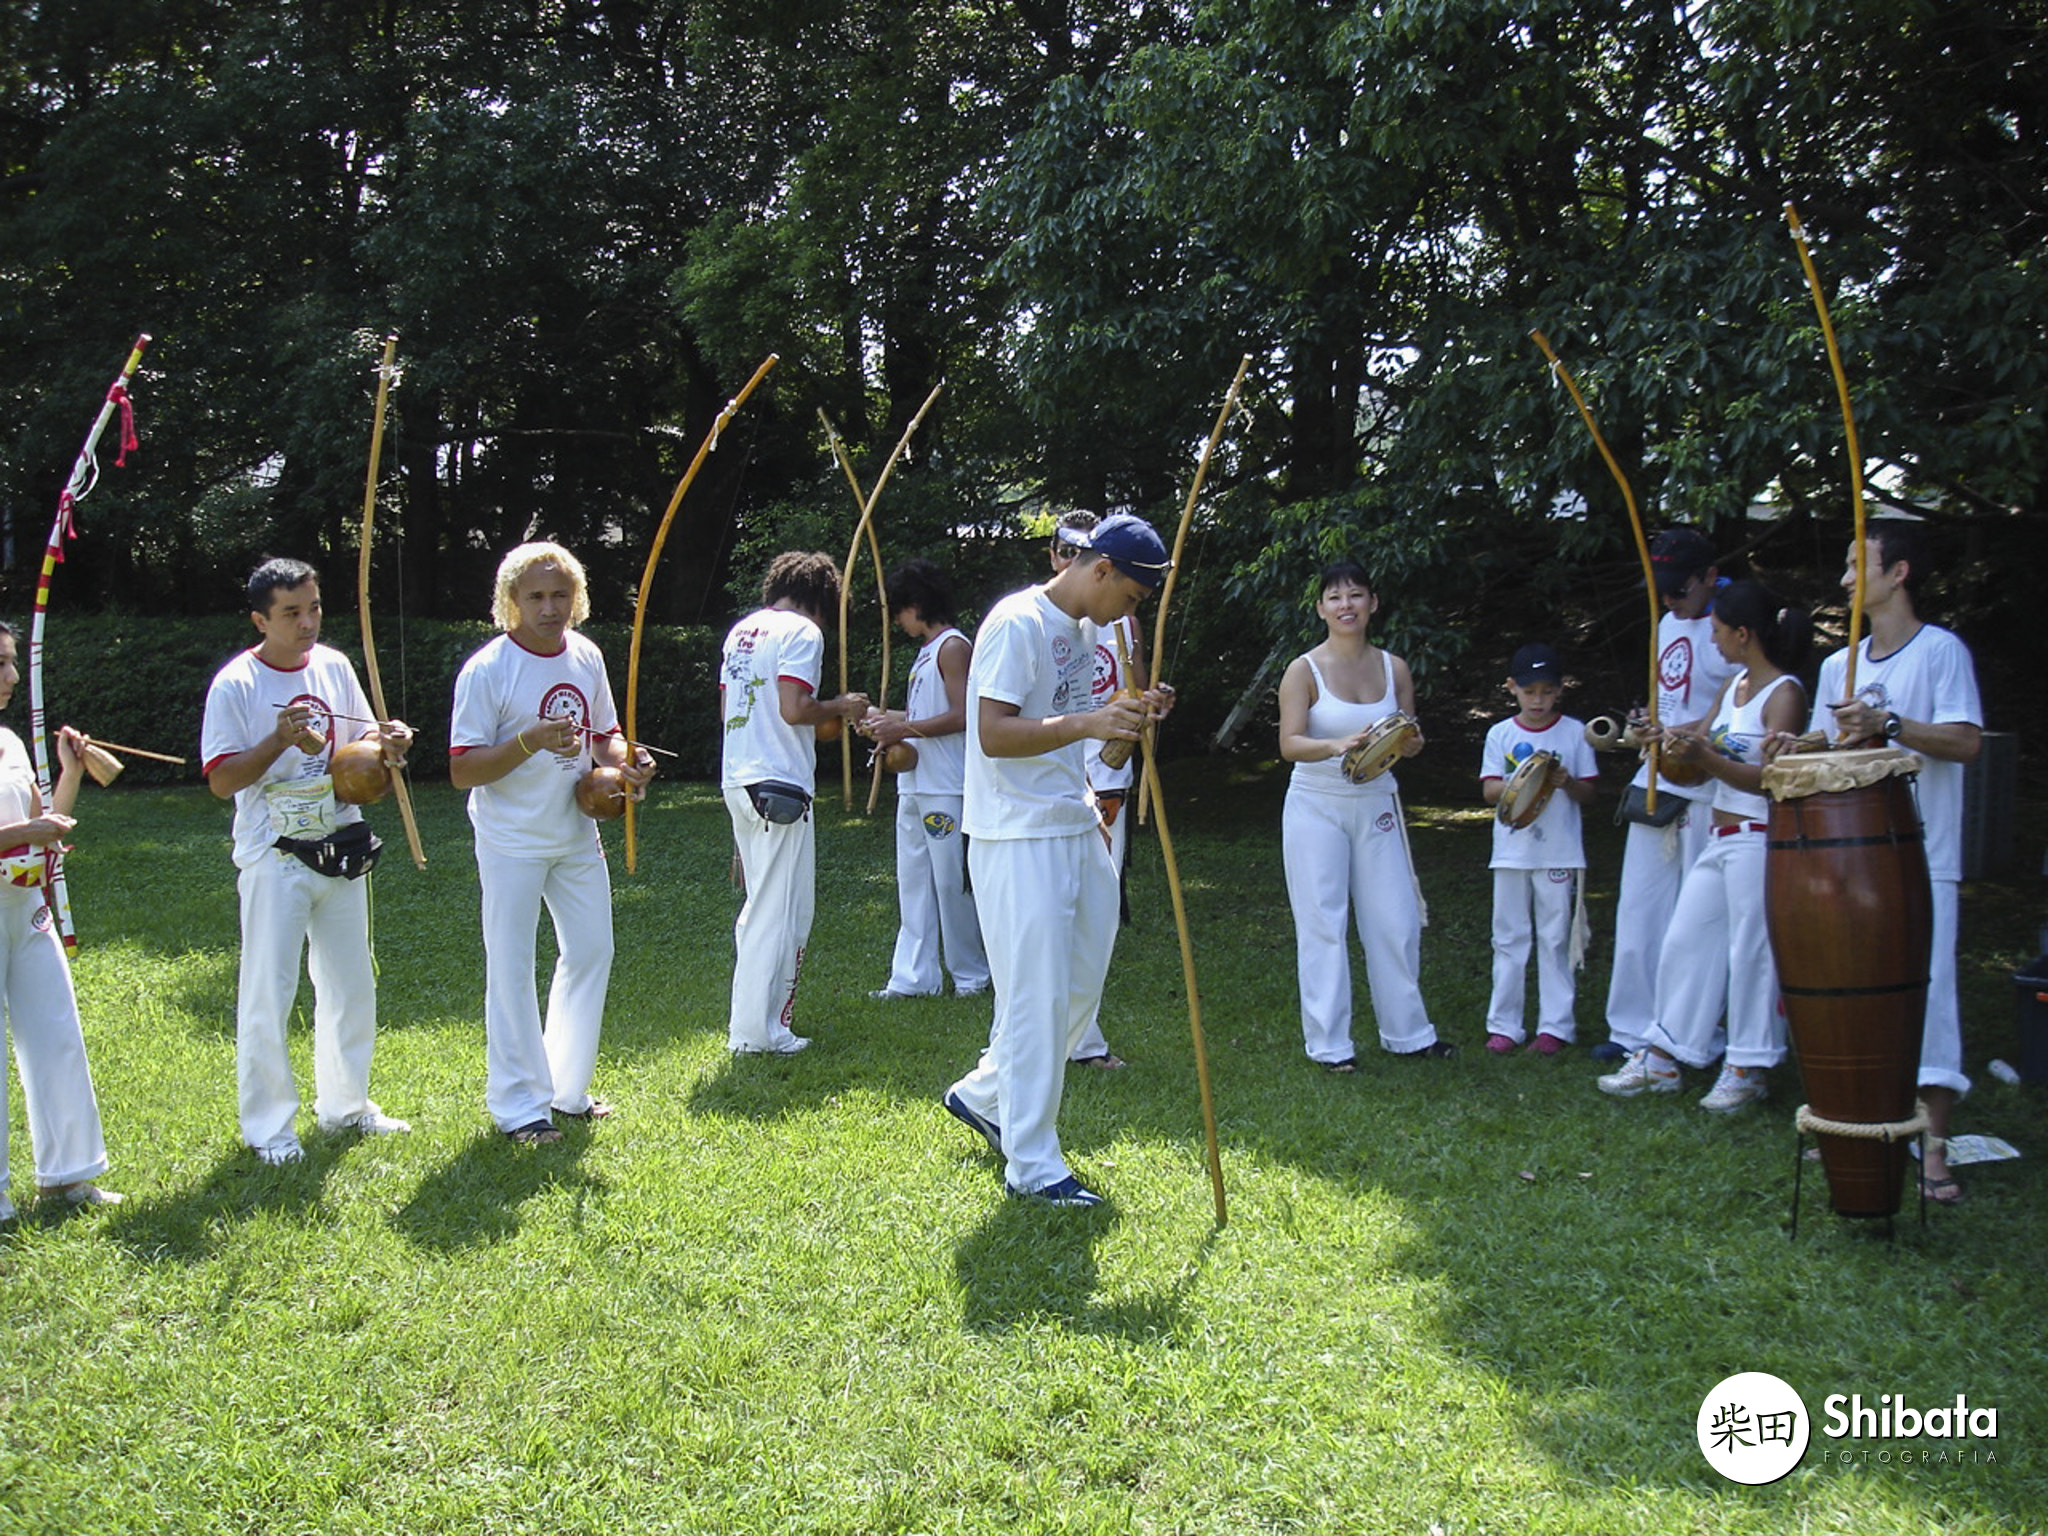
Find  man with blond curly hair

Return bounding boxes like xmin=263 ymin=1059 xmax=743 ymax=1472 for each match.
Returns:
xmin=451 ymin=542 xmax=653 ymax=1143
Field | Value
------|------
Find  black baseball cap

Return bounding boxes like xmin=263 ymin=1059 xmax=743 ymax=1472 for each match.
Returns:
xmin=1057 ymin=513 xmax=1173 ymax=589
xmin=1509 ymin=643 xmax=1562 ymax=684
xmin=1649 ymin=528 xmax=1716 ymax=595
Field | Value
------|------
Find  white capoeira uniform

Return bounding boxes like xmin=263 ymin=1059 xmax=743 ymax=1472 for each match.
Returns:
xmin=1480 ymin=713 xmax=1597 ymax=1044
xmin=721 ymin=606 xmax=825 ymax=1053
xmin=1067 ymin=613 xmax=1140 ymax=1060
xmin=1604 ymin=603 xmax=1741 ymax=1052
xmin=882 ymin=625 xmax=988 ymax=997
xmin=0 ymin=727 xmax=111 ymax=1196
xmin=451 ymin=630 xmax=619 ymax=1129
xmin=1817 ymin=625 xmax=1982 ymax=1097
xmin=1282 ymin=651 xmax=1439 ymax=1061
xmin=202 ymin=644 xmax=387 ymax=1154
xmin=1643 ymin=671 xmax=1805 ymax=1070
xmin=946 ymin=585 xmax=1116 ymax=1195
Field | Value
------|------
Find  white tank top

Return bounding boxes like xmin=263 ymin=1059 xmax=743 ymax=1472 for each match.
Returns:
xmin=1290 ymin=650 xmax=1401 ymax=799
xmin=1710 ymin=670 xmax=1802 ymax=821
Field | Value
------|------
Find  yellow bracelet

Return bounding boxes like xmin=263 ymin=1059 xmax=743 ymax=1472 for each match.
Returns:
xmin=516 ymin=731 xmax=533 ymax=756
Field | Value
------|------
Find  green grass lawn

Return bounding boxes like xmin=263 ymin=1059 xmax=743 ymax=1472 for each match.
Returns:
xmin=4 ymin=759 xmax=2043 ymax=1534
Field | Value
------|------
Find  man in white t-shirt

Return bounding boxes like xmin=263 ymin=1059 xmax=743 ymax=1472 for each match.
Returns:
xmin=941 ymin=514 xmax=1174 ymax=1208
xmin=450 ymin=543 xmax=653 ymax=1144
xmin=201 ymin=558 xmax=414 ymax=1164
xmin=720 ymin=552 xmax=869 ymax=1055
xmin=1596 ymin=528 xmax=1740 ymax=1063
xmin=1814 ymin=521 xmax=1983 ymax=1203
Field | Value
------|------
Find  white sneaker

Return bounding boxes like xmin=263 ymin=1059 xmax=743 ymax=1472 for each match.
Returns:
xmin=347 ymin=1109 xmax=412 ymax=1136
xmin=1596 ymin=1048 xmax=1682 ymax=1097
xmin=56 ymin=1182 xmax=123 ymax=1207
xmin=1700 ymin=1064 xmax=1769 ymax=1113
xmin=255 ymin=1139 xmax=305 ymax=1166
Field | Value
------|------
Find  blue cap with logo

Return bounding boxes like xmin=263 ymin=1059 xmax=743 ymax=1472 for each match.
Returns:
xmin=1056 ymin=512 xmax=1173 ymax=589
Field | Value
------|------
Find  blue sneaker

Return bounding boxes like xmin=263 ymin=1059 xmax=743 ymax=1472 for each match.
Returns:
xmin=1006 ymin=1175 xmax=1103 ymax=1208
xmin=942 ymin=1091 xmax=1003 ymax=1156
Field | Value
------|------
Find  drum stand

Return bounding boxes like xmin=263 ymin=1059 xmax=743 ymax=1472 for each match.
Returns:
xmin=1789 ymin=1100 xmax=1931 ymax=1240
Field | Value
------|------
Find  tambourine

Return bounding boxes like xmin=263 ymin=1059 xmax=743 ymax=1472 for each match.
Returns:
xmin=1497 ymin=750 xmax=1564 ymax=829
xmin=575 ymin=766 xmax=630 ymax=822
xmin=330 ymin=739 xmax=393 ymax=805
xmin=1339 ymin=711 xmax=1419 ymax=785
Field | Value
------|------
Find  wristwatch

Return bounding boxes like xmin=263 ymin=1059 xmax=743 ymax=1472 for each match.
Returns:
xmin=1882 ymin=711 xmax=1904 ymax=740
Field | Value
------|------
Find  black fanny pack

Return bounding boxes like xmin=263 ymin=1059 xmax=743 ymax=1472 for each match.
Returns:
xmin=1616 ymin=783 xmax=1688 ymax=829
xmin=747 ymin=780 xmax=812 ymax=825
xmin=275 ymin=820 xmax=383 ymax=880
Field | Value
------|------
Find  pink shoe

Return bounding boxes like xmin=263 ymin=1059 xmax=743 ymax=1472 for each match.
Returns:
xmin=1528 ymin=1033 xmax=1566 ymax=1056
xmin=1485 ymin=1032 xmax=1517 ymax=1054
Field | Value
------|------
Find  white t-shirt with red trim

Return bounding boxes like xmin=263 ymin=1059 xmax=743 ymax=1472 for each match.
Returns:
xmin=720 ymin=606 xmax=824 ymax=792
xmin=451 ymin=629 xmax=618 ymax=858
xmin=201 ymin=643 xmax=372 ymax=869
xmin=1482 ymin=713 xmax=1596 ymax=869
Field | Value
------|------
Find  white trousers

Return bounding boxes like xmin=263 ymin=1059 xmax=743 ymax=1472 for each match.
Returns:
xmin=1487 ymin=867 xmax=1579 ymax=1043
xmin=1 ymin=886 xmax=108 ymax=1190
xmin=1644 ymin=827 xmax=1785 ymax=1069
xmin=1282 ymin=783 xmax=1436 ymax=1060
xmin=726 ymin=787 xmax=814 ymax=1052
xmin=478 ymin=841 xmax=614 ymax=1130
xmin=1921 ymin=879 xmax=1968 ymax=1095
xmin=885 ymin=792 xmax=988 ymax=995
xmin=236 ymin=853 xmax=380 ymax=1151
xmin=1603 ymin=802 xmax=1711 ymax=1052
xmin=949 ymin=831 xmax=1118 ymax=1193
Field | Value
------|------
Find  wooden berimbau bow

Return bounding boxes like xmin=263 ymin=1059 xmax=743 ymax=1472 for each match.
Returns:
xmin=357 ymin=335 xmax=426 ymax=869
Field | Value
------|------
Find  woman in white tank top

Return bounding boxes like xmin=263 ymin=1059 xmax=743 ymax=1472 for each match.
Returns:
xmin=1276 ymin=559 xmax=1449 ymax=1068
xmin=1597 ymin=581 xmax=1812 ymax=1112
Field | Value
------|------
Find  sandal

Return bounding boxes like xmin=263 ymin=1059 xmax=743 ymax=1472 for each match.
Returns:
xmin=1920 ymin=1174 xmax=1965 ymax=1205
xmin=1323 ymin=1058 xmax=1359 ymax=1075
xmin=1072 ymin=1054 xmax=1127 ymax=1070
xmin=557 ymin=1098 xmax=613 ymax=1121
xmin=505 ymin=1120 xmax=563 ymax=1145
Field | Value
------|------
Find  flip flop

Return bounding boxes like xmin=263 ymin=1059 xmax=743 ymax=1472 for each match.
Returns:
xmin=1072 ymin=1054 xmax=1126 ymax=1070
xmin=1920 ymin=1175 xmax=1965 ymax=1205
xmin=506 ymin=1120 xmax=563 ymax=1145
xmin=1323 ymin=1058 xmax=1359 ymax=1075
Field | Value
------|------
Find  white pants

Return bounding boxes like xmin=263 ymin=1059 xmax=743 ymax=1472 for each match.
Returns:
xmin=1065 ymin=793 xmax=1130 ymax=1060
xmin=885 ymin=792 xmax=988 ymax=995
xmin=1 ymin=885 xmax=108 ymax=1190
xmin=1487 ymin=867 xmax=1579 ymax=1043
xmin=1644 ymin=826 xmax=1785 ymax=1069
xmin=949 ymin=832 xmax=1118 ymax=1193
xmin=1282 ymin=783 xmax=1436 ymax=1060
xmin=1921 ymin=879 xmax=1968 ymax=1096
xmin=1604 ymin=800 xmax=1711 ymax=1052
xmin=236 ymin=853 xmax=380 ymax=1151
xmin=726 ymin=786 xmax=814 ymax=1052
xmin=478 ymin=841 xmax=614 ymax=1131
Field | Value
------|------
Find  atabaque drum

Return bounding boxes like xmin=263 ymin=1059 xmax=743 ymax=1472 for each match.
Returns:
xmin=1763 ymin=747 xmax=1932 ymax=1217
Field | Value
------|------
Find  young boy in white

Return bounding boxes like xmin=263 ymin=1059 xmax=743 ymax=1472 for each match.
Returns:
xmin=450 ymin=543 xmax=652 ymax=1143
xmin=1479 ymin=643 xmax=1599 ymax=1053
xmin=942 ymin=514 xmax=1173 ymax=1207
xmin=202 ymin=558 xmax=413 ymax=1164
xmin=1598 ymin=528 xmax=1740 ymax=1063
xmin=1813 ymin=523 xmax=1982 ymax=1202
xmin=720 ymin=552 xmax=868 ymax=1054
xmin=862 ymin=558 xmax=987 ymax=1000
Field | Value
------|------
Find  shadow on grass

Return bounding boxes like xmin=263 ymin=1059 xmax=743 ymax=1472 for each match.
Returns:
xmin=953 ymin=1202 xmax=1217 ymax=1340
xmin=389 ymin=1123 xmax=605 ymax=1253
xmin=103 ymin=1139 xmax=347 ymax=1264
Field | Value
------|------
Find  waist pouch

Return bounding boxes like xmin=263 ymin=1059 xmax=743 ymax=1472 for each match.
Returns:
xmin=1616 ymin=783 xmax=1688 ymax=829
xmin=275 ymin=820 xmax=383 ymax=880
xmin=747 ymin=780 xmax=812 ymax=825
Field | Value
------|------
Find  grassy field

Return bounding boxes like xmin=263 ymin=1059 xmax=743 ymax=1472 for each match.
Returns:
xmin=3 ymin=755 xmax=2043 ymax=1535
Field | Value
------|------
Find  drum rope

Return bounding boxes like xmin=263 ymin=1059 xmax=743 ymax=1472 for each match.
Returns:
xmin=1795 ymin=1099 xmax=1930 ymax=1142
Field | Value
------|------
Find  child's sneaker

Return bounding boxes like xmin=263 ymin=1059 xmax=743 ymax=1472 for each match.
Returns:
xmin=1596 ymin=1048 xmax=1681 ymax=1097
xmin=1528 ymin=1032 xmax=1566 ymax=1056
xmin=1700 ymin=1064 xmax=1769 ymax=1113
xmin=1485 ymin=1032 xmax=1517 ymax=1054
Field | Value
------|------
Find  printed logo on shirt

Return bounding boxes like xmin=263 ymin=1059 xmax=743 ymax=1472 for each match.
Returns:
xmin=1659 ymin=635 xmax=1695 ymax=701
xmin=1091 ymin=641 xmax=1118 ymax=703
xmin=1709 ymin=722 xmax=1750 ymax=764
xmin=282 ymin=691 xmax=337 ymax=779
xmin=1505 ymin=740 xmax=1537 ymax=771
xmin=539 ymin=682 xmax=591 ymax=734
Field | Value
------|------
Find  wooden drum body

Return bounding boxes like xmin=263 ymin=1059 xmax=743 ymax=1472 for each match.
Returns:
xmin=1763 ymin=748 xmax=1932 ymax=1218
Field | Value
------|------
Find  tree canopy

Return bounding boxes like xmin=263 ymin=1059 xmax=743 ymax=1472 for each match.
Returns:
xmin=4 ymin=0 xmax=2042 ymax=718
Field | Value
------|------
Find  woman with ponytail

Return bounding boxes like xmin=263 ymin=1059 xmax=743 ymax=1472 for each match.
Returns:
xmin=1596 ymin=581 xmax=1811 ymax=1113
